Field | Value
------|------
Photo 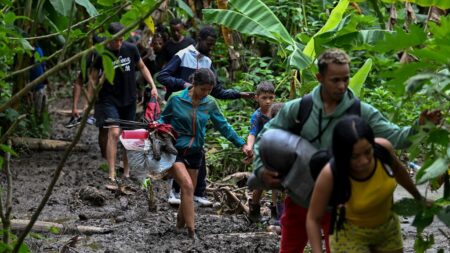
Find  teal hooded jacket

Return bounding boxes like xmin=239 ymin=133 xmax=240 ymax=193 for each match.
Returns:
xmin=159 ymin=88 xmax=245 ymax=153
xmin=253 ymin=85 xmax=414 ymax=206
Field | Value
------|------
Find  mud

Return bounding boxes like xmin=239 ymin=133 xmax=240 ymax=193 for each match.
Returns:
xmin=4 ymin=98 xmax=449 ymax=252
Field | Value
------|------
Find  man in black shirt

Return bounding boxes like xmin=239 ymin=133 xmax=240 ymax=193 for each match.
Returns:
xmin=161 ymin=18 xmax=195 ymax=63
xmin=91 ymin=22 xmax=158 ymax=181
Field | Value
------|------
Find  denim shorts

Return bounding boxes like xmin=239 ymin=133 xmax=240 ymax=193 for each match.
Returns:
xmin=175 ymin=149 xmax=203 ymax=170
xmin=94 ymin=101 xmax=136 ymax=127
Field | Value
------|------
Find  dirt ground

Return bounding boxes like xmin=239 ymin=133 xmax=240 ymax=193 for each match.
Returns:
xmin=4 ymin=98 xmax=450 ymax=252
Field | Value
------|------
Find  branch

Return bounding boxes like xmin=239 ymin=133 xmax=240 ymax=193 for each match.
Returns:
xmin=4 ymin=140 xmax=13 ymax=244
xmin=11 ymin=2 xmax=165 ymax=251
xmin=11 ymin=74 xmax=104 ymax=253
xmin=7 ymin=3 xmax=129 ymax=79
xmin=0 ymin=114 xmax=27 ymax=145
xmin=6 ymin=4 xmax=122 ymax=41
xmin=1 ymin=0 xmax=161 ymax=114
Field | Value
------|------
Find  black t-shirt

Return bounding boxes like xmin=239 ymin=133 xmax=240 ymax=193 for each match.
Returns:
xmin=94 ymin=41 xmax=141 ymax=107
xmin=161 ymin=37 xmax=195 ymax=63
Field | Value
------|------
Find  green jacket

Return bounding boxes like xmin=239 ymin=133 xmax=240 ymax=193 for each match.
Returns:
xmin=253 ymin=85 xmax=413 ymax=206
xmin=160 ymin=88 xmax=245 ymax=153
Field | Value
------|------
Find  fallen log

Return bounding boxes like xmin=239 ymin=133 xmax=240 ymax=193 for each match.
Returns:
xmin=52 ymin=109 xmax=74 ymax=116
xmin=205 ymin=231 xmax=278 ymax=240
xmin=3 ymin=219 xmax=112 ymax=235
xmin=222 ymin=187 xmax=249 ymax=214
xmin=11 ymin=137 xmax=88 ymax=151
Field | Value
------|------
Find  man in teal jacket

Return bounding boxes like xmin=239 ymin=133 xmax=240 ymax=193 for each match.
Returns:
xmin=252 ymin=48 xmax=441 ymax=253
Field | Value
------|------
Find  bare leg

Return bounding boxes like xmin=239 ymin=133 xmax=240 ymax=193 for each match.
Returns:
xmin=98 ymin=128 xmax=108 ymax=159
xmin=107 ymin=127 xmax=120 ymax=180
xmin=122 ymin=148 xmax=130 ymax=178
xmin=252 ymin=189 xmax=263 ymax=204
xmin=169 ymin=162 xmax=197 ymax=231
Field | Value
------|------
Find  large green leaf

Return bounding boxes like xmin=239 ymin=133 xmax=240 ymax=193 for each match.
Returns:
xmin=202 ymin=9 xmax=277 ymax=41
xmin=229 ymin=0 xmax=292 ymax=44
xmin=349 ymin=58 xmax=372 ymax=97
xmin=417 ymin=158 xmax=449 ymax=184
xmin=75 ymin=0 xmax=98 ymax=17
xmin=175 ymin=0 xmax=193 ymax=17
xmin=49 ymin=0 xmax=74 ymax=16
xmin=437 ymin=205 xmax=450 ymax=227
xmin=287 ymin=44 xmax=313 ymax=70
xmin=303 ymin=0 xmax=349 ymax=58
xmin=102 ymin=56 xmax=115 ymax=84
xmin=374 ymin=25 xmax=427 ymax=53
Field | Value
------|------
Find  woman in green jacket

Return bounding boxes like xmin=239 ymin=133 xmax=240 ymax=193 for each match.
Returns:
xmin=159 ymin=68 xmax=252 ymax=239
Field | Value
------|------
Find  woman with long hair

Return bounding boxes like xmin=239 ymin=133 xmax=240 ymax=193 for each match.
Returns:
xmin=307 ymin=115 xmax=425 ymax=253
xmin=159 ymin=68 xmax=251 ymax=239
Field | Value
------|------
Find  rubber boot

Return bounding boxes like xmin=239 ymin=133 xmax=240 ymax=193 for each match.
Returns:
xmin=248 ymin=202 xmax=261 ymax=223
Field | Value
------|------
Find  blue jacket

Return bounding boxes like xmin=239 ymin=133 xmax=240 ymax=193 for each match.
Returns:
xmin=156 ymin=45 xmax=241 ymax=100
xmin=159 ymin=88 xmax=245 ymax=153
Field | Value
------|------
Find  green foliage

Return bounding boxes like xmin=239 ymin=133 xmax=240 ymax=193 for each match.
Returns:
xmin=175 ymin=0 xmax=194 ymax=17
xmin=393 ymin=198 xmax=420 ymax=216
xmin=0 ymin=229 xmax=30 ymax=253
xmin=414 ymin=233 xmax=434 ymax=253
xmin=203 ymin=0 xmax=312 ymax=70
xmin=349 ymin=58 xmax=372 ymax=96
xmin=49 ymin=0 xmax=75 ymax=16
xmin=303 ymin=0 xmax=349 ymax=58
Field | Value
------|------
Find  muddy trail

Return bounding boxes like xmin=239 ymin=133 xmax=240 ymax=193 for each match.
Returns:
xmin=4 ymin=98 xmax=450 ymax=252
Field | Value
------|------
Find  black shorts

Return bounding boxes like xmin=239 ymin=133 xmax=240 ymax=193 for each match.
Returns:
xmin=94 ymin=101 xmax=136 ymax=127
xmin=175 ymin=149 xmax=203 ymax=170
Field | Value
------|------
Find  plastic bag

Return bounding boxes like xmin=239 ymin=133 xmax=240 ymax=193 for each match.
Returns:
xmin=120 ymin=130 xmax=176 ymax=181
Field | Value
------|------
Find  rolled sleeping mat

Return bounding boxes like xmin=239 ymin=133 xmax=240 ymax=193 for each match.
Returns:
xmin=247 ymin=129 xmax=320 ymax=205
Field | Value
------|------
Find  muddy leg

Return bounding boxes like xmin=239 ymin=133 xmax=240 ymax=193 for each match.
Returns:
xmin=107 ymin=127 xmax=120 ymax=180
xmin=169 ymin=163 xmax=195 ymax=231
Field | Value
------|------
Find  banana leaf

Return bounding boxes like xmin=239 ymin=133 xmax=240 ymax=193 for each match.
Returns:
xmin=303 ymin=0 xmax=350 ymax=59
xmin=229 ymin=0 xmax=293 ymax=45
xmin=202 ymin=9 xmax=278 ymax=42
xmin=287 ymin=43 xmax=313 ymax=70
xmin=49 ymin=0 xmax=74 ymax=17
xmin=75 ymin=0 xmax=98 ymax=17
xmin=349 ymin=58 xmax=372 ymax=97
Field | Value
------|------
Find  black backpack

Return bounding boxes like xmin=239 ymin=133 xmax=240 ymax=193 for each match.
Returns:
xmin=290 ymin=94 xmax=361 ymax=137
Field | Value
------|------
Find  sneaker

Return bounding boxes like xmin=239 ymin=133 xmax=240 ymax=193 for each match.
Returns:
xmin=65 ymin=116 xmax=81 ymax=128
xmin=87 ymin=116 xmax=96 ymax=125
xmin=168 ymin=189 xmax=181 ymax=205
xmin=194 ymin=195 xmax=213 ymax=207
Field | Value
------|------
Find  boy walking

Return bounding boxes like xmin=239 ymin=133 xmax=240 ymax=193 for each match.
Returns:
xmin=245 ymin=81 xmax=281 ymax=224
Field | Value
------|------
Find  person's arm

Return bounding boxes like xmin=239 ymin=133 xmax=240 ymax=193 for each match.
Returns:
xmin=307 ymin=164 xmax=334 ymax=253
xmin=209 ymin=98 xmax=252 ymax=157
xmin=363 ymin=104 xmax=442 ymax=150
xmin=138 ymin=59 xmax=158 ymax=97
xmin=247 ymin=135 xmax=256 ymax=151
xmin=156 ymin=56 xmax=188 ymax=92
xmin=72 ymin=74 xmax=82 ymax=117
xmin=247 ymin=112 xmax=259 ymax=151
xmin=376 ymin=138 xmax=423 ymax=200
xmin=209 ymin=65 xmax=242 ymax=100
